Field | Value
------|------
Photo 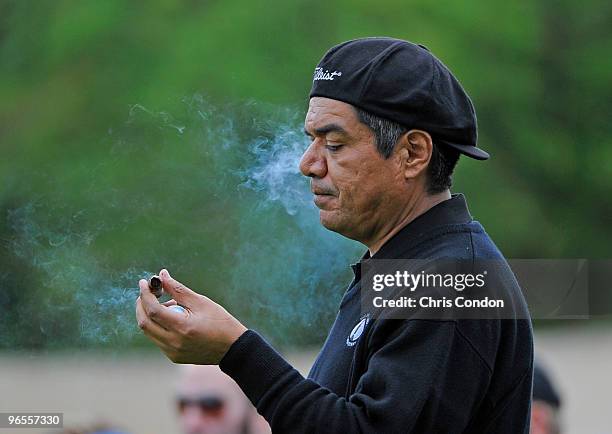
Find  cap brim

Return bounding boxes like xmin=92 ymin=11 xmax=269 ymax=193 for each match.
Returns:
xmin=437 ymin=139 xmax=490 ymax=160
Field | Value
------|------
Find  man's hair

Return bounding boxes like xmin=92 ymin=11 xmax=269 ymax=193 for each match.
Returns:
xmin=355 ymin=108 xmax=460 ymax=194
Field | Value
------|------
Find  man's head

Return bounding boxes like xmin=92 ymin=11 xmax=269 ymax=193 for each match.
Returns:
xmin=176 ymin=365 xmax=269 ymax=434
xmin=301 ymin=38 xmax=487 ymax=246
xmin=530 ymin=363 xmax=563 ymax=434
xmin=301 ymin=97 xmax=455 ymax=243
xmin=354 ymin=107 xmax=461 ymax=195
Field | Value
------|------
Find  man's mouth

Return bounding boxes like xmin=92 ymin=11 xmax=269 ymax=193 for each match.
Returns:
xmin=313 ymin=192 xmax=336 ymax=208
xmin=311 ymin=184 xmax=336 ymax=196
xmin=311 ymin=182 xmax=338 ymax=208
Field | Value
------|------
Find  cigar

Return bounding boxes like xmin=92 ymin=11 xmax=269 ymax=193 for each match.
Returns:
xmin=148 ymin=275 xmax=163 ymax=298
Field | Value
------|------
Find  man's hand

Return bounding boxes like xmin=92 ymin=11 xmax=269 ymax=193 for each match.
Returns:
xmin=135 ymin=269 xmax=247 ymax=364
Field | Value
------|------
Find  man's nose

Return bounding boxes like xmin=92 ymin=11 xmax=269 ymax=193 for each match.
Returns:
xmin=181 ymin=407 xmax=211 ymax=433
xmin=299 ymin=141 xmax=327 ymax=178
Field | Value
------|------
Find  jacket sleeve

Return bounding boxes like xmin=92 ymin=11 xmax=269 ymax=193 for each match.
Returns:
xmin=219 ymin=319 xmax=494 ymax=434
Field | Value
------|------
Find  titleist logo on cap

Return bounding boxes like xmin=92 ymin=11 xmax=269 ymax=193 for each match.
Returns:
xmin=313 ymin=67 xmax=342 ymax=81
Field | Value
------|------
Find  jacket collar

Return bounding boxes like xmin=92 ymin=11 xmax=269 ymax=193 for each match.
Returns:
xmin=362 ymin=193 xmax=473 ymax=261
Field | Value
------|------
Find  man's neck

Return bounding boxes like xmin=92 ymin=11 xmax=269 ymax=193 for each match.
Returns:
xmin=367 ymin=189 xmax=451 ymax=256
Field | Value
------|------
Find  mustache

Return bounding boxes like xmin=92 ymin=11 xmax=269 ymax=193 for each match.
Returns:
xmin=310 ymin=181 xmax=338 ymax=196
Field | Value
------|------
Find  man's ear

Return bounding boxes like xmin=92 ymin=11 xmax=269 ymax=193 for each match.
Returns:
xmin=395 ymin=129 xmax=433 ymax=179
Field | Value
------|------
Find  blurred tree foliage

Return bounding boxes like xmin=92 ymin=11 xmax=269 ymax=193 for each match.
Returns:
xmin=0 ymin=0 xmax=610 ymax=350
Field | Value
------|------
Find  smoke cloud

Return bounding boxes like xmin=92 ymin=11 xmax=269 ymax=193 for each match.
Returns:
xmin=0 ymin=95 xmax=361 ymax=350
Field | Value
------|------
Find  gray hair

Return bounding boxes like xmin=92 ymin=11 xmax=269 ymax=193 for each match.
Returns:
xmin=355 ymin=107 xmax=460 ymax=194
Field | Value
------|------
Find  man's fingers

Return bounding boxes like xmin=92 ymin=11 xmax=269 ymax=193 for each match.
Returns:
xmin=138 ymin=280 xmax=186 ymax=331
xmin=135 ymin=296 xmax=172 ymax=336
xmin=137 ymin=317 xmax=173 ymax=353
xmin=162 ymin=299 xmax=178 ymax=307
xmin=140 ymin=324 xmax=175 ymax=358
xmin=135 ymin=297 xmax=187 ymax=359
xmin=158 ymin=269 xmax=199 ymax=306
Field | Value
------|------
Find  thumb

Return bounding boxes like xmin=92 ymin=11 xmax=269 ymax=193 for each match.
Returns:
xmin=159 ymin=269 xmax=199 ymax=307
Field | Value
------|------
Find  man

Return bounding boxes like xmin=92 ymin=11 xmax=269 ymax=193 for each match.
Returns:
xmin=530 ymin=362 xmax=563 ymax=434
xmin=176 ymin=365 xmax=270 ymax=434
xmin=59 ymin=424 xmax=129 ymax=434
xmin=136 ymin=37 xmax=534 ymax=433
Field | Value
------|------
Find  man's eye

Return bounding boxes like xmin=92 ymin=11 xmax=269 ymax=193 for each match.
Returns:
xmin=326 ymin=144 xmax=344 ymax=152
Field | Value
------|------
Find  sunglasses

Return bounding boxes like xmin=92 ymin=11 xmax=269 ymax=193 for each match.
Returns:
xmin=177 ymin=395 xmax=225 ymax=417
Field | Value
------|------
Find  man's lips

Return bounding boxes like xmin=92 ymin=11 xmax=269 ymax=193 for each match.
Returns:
xmin=311 ymin=183 xmax=338 ymax=208
xmin=311 ymin=185 xmax=336 ymax=196
xmin=313 ymin=192 xmax=336 ymax=208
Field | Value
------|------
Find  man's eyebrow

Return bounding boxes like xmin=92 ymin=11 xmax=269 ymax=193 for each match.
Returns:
xmin=304 ymin=123 xmax=350 ymax=138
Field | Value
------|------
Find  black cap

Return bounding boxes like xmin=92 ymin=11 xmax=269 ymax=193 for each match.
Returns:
xmin=310 ymin=37 xmax=489 ymax=160
xmin=533 ymin=363 xmax=562 ymax=408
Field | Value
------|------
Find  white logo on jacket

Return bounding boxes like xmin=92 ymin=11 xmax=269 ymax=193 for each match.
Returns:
xmin=313 ymin=67 xmax=342 ymax=81
xmin=346 ymin=313 xmax=370 ymax=347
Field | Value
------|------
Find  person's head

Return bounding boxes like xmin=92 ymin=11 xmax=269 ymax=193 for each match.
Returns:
xmin=301 ymin=98 xmax=460 ymax=244
xmin=176 ymin=365 xmax=269 ymax=434
xmin=59 ymin=423 xmax=128 ymax=434
xmin=301 ymin=38 xmax=488 ymax=246
xmin=530 ymin=363 xmax=562 ymax=434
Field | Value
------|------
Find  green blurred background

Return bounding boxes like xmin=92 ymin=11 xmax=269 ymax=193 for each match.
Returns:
xmin=1 ymin=0 xmax=611 ymax=353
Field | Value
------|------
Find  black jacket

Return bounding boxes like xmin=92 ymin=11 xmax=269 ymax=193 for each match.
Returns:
xmin=220 ymin=194 xmax=534 ymax=433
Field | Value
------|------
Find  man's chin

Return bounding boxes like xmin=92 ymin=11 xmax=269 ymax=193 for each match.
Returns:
xmin=319 ymin=209 xmax=335 ymax=227
xmin=319 ymin=210 xmax=344 ymax=233
xmin=319 ymin=211 xmax=362 ymax=243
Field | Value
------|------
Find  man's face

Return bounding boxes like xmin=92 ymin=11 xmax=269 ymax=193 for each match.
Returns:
xmin=177 ymin=366 xmax=251 ymax=434
xmin=530 ymin=401 xmax=560 ymax=434
xmin=300 ymin=97 xmax=405 ymax=243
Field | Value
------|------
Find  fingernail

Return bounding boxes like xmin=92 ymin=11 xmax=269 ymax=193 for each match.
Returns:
xmin=161 ymin=269 xmax=169 ymax=278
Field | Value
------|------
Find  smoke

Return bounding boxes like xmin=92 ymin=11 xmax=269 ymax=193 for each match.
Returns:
xmin=3 ymin=202 xmax=151 ymax=348
xmin=0 ymin=95 xmax=362 ymax=349
xmin=229 ymin=104 xmax=361 ymax=343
